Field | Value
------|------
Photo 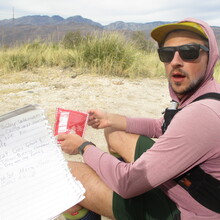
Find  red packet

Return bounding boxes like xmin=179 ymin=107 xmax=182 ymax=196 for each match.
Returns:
xmin=54 ymin=108 xmax=88 ymax=137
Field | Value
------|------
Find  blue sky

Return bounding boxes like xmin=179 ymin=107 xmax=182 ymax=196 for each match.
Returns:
xmin=0 ymin=0 xmax=220 ymax=26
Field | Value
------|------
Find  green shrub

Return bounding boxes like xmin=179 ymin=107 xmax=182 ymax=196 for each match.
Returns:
xmin=62 ymin=31 xmax=84 ymax=49
xmin=131 ymin=31 xmax=155 ymax=52
xmin=0 ymin=31 xmax=166 ymax=78
xmin=4 ymin=53 xmax=29 ymax=71
xmin=79 ymin=32 xmax=137 ymax=76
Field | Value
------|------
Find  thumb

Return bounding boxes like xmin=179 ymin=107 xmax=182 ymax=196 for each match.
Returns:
xmin=57 ymin=134 xmax=67 ymax=141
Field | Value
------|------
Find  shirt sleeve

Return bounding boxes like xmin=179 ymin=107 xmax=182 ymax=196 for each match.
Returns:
xmin=126 ymin=117 xmax=164 ymax=138
xmin=83 ymin=102 xmax=220 ymax=199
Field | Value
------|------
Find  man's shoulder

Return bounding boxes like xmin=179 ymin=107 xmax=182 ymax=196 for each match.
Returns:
xmin=181 ymin=99 xmax=220 ymax=120
xmin=189 ymin=97 xmax=220 ymax=110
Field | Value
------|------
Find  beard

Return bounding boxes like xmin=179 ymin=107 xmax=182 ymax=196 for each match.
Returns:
xmin=168 ymin=69 xmax=205 ymax=97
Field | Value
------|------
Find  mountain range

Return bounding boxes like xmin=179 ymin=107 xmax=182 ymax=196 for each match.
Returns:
xmin=0 ymin=15 xmax=219 ymax=47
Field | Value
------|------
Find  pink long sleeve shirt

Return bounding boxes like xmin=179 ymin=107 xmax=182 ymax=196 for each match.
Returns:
xmin=84 ymin=18 xmax=220 ymax=219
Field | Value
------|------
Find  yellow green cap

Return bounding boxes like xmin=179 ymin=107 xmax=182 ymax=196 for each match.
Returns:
xmin=151 ymin=21 xmax=208 ymax=45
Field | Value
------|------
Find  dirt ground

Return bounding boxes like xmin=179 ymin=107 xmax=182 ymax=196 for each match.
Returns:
xmin=0 ymin=67 xmax=171 ymax=220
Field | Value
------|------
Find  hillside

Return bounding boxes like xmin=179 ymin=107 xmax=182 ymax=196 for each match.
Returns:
xmin=0 ymin=15 xmax=219 ymax=48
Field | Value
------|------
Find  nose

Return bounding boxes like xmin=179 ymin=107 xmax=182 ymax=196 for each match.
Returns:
xmin=170 ymin=51 xmax=183 ymax=66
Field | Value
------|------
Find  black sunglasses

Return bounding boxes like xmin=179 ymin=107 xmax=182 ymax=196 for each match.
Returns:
xmin=158 ymin=44 xmax=209 ymax=63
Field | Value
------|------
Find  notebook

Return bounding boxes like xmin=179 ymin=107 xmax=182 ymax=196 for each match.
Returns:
xmin=0 ymin=105 xmax=85 ymax=220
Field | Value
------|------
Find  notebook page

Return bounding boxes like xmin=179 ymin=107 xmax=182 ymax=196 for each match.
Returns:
xmin=0 ymin=105 xmax=85 ymax=220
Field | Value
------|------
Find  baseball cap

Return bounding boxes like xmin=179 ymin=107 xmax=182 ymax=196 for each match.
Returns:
xmin=151 ymin=21 xmax=208 ymax=45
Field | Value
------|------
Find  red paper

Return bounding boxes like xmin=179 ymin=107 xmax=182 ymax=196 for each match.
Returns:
xmin=54 ymin=108 xmax=88 ymax=137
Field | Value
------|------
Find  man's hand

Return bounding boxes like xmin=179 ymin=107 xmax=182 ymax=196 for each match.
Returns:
xmin=87 ymin=109 xmax=110 ymax=129
xmin=88 ymin=109 xmax=127 ymax=131
xmin=57 ymin=133 xmax=87 ymax=155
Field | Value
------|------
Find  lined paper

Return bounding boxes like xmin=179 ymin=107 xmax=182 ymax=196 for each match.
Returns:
xmin=0 ymin=105 xmax=85 ymax=220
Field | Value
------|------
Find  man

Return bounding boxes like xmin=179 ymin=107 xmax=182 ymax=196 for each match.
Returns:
xmin=58 ymin=18 xmax=220 ymax=220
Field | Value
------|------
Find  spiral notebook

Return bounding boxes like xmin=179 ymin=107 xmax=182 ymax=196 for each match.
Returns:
xmin=0 ymin=105 xmax=85 ymax=220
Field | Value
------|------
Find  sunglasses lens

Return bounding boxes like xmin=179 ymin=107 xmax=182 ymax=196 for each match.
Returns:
xmin=179 ymin=45 xmax=200 ymax=60
xmin=158 ymin=48 xmax=175 ymax=62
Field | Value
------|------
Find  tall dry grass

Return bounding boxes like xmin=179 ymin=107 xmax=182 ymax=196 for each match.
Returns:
xmin=0 ymin=31 xmax=219 ymax=80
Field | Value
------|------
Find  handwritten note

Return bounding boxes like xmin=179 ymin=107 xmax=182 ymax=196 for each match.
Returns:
xmin=0 ymin=105 xmax=85 ymax=220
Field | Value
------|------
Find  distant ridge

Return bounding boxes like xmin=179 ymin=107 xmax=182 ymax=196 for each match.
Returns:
xmin=104 ymin=21 xmax=171 ymax=31
xmin=0 ymin=15 xmax=219 ymax=47
xmin=0 ymin=15 xmax=103 ymax=27
xmin=0 ymin=15 xmax=169 ymax=29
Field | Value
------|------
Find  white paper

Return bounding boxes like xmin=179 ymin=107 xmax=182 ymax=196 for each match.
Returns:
xmin=0 ymin=105 xmax=85 ymax=220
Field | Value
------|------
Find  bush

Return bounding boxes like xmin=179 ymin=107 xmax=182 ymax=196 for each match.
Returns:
xmin=131 ymin=31 xmax=155 ymax=52
xmin=62 ymin=31 xmax=84 ymax=49
xmin=5 ymin=53 xmax=29 ymax=71
xmin=0 ymin=31 xmax=165 ymax=78
xmin=79 ymin=32 xmax=137 ymax=76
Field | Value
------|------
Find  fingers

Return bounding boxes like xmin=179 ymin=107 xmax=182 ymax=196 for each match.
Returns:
xmin=87 ymin=110 xmax=97 ymax=120
xmin=57 ymin=133 xmax=87 ymax=155
xmin=87 ymin=109 xmax=97 ymax=115
xmin=87 ymin=110 xmax=100 ymax=128
xmin=57 ymin=134 xmax=75 ymax=154
xmin=87 ymin=115 xmax=97 ymax=124
xmin=88 ymin=117 xmax=99 ymax=127
xmin=57 ymin=133 xmax=68 ymax=141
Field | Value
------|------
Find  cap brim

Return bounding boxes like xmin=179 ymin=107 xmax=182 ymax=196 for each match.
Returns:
xmin=151 ymin=22 xmax=207 ymax=45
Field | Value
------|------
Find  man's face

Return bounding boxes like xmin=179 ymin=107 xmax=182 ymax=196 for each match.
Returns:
xmin=163 ymin=31 xmax=209 ymax=99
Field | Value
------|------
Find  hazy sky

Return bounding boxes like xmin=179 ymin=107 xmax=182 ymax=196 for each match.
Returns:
xmin=0 ymin=0 xmax=220 ymax=26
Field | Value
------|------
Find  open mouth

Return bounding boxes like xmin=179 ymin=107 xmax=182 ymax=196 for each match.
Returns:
xmin=171 ymin=73 xmax=186 ymax=82
xmin=172 ymin=73 xmax=185 ymax=78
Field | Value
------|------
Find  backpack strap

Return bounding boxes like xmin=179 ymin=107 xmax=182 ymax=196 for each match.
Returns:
xmin=192 ymin=92 xmax=220 ymax=102
xmin=162 ymin=93 xmax=220 ymax=134
xmin=162 ymin=108 xmax=180 ymax=134
xmin=162 ymin=92 xmax=220 ymax=213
